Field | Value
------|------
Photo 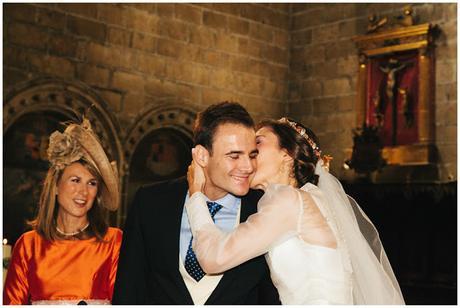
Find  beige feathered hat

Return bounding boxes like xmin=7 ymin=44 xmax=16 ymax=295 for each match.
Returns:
xmin=47 ymin=118 xmax=119 ymax=211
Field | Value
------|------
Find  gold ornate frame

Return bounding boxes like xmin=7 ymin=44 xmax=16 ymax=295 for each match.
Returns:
xmin=353 ymin=23 xmax=437 ymax=165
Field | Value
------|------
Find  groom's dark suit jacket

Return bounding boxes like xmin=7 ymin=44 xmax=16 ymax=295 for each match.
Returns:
xmin=113 ymin=177 xmax=280 ymax=305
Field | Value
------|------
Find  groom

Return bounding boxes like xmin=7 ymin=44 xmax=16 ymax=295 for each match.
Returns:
xmin=113 ymin=102 xmax=280 ymax=304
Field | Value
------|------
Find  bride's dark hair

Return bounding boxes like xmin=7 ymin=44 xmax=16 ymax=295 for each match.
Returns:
xmin=257 ymin=118 xmax=320 ymax=187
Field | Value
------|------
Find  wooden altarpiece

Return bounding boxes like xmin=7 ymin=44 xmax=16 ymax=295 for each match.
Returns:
xmin=353 ymin=22 xmax=437 ymax=165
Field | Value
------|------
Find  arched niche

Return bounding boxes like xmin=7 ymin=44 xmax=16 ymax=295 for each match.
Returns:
xmin=3 ymin=78 xmax=123 ymax=243
xmin=122 ymin=104 xmax=197 ymax=220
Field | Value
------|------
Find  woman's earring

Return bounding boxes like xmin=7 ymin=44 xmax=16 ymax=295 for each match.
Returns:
xmin=96 ymin=195 xmax=102 ymax=208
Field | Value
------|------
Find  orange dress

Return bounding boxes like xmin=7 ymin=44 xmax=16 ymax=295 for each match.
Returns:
xmin=3 ymin=227 xmax=122 ymax=305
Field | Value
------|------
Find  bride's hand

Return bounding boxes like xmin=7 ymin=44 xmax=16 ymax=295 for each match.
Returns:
xmin=187 ymin=148 xmax=206 ymax=195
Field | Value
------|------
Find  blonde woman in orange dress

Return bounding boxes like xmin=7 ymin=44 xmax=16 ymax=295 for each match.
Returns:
xmin=3 ymin=119 xmax=122 ymax=305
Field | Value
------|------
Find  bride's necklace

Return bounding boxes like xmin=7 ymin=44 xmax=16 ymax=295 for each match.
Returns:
xmin=56 ymin=222 xmax=90 ymax=236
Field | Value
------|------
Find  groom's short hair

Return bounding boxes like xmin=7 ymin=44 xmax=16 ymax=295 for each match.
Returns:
xmin=193 ymin=101 xmax=254 ymax=154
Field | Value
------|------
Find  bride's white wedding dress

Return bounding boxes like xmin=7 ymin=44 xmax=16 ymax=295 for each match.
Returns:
xmin=264 ymin=184 xmax=352 ymax=304
xmin=186 ymin=163 xmax=405 ymax=305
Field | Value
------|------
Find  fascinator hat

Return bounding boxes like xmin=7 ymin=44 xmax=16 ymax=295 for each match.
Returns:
xmin=47 ymin=118 xmax=120 ymax=211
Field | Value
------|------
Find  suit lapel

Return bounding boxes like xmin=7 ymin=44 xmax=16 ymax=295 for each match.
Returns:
xmin=157 ymin=179 xmax=186 ymax=268
xmin=205 ymin=190 xmax=260 ymax=304
xmin=239 ymin=189 xmax=259 ymax=222
xmin=156 ymin=178 xmax=194 ymax=304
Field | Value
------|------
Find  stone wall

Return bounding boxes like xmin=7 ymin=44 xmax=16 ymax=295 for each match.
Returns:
xmin=288 ymin=3 xmax=457 ymax=182
xmin=3 ymin=3 xmax=457 ymax=182
xmin=4 ymin=3 xmax=290 ymax=131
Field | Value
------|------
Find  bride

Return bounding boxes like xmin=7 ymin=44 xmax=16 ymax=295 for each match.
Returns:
xmin=185 ymin=117 xmax=405 ymax=304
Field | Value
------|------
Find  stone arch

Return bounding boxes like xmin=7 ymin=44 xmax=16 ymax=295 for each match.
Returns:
xmin=3 ymin=78 xmax=124 ymax=231
xmin=122 ymin=104 xmax=197 ymax=219
xmin=4 ymin=78 xmax=123 ymax=166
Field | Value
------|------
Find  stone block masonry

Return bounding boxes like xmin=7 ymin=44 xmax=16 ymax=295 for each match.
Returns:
xmin=3 ymin=3 xmax=456 ymax=181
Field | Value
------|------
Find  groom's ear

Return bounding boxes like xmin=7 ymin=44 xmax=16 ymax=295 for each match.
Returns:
xmin=193 ymin=145 xmax=209 ymax=168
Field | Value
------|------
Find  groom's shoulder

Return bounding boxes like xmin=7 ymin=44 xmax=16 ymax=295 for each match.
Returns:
xmin=137 ymin=176 xmax=187 ymax=197
xmin=243 ymin=188 xmax=264 ymax=203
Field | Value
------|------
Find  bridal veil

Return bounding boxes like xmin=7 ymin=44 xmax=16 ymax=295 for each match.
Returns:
xmin=311 ymin=161 xmax=405 ymax=304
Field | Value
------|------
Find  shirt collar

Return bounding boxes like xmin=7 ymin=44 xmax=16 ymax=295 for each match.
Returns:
xmin=206 ymin=194 xmax=240 ymax=210
xmin=203 ymin=192 xmax=240 ymax=210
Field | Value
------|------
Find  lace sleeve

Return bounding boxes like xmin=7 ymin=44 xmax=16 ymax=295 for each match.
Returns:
xmin=186 ymin=185 xmax=300 ymax=274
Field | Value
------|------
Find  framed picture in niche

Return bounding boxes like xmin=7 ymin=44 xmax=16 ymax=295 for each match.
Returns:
xmin=353 ymin=21 xmax=438 ymax=165
xmin=125 ymin=128 xmax=192 ymax=209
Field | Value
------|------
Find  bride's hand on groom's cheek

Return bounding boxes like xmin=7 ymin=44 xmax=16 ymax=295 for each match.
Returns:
xmin=188 ymin=148 xmax=206 ymax=195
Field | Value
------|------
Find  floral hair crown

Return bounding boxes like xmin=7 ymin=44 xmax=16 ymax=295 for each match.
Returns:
xmin=278 ymin=117 xmax=322 ymax=159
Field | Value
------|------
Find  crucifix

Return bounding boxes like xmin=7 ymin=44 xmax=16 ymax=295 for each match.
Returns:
xmin=373 ymin=58 xmax=410 ymax=145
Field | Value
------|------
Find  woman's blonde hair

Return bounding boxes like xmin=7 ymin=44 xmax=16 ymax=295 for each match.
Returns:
xmin=30 ymin=158 xmax=109 ymax=241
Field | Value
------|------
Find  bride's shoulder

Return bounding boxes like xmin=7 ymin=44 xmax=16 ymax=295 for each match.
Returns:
xmin=299 ymin=182 xmax=317 ymax=191
xmin=298 ymin=183 xmax=327 ymax=207
xmin=267 ymin=182 xmax=297 ymax=192
xmin=262 ymin=183 xmax=301 ymax=203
